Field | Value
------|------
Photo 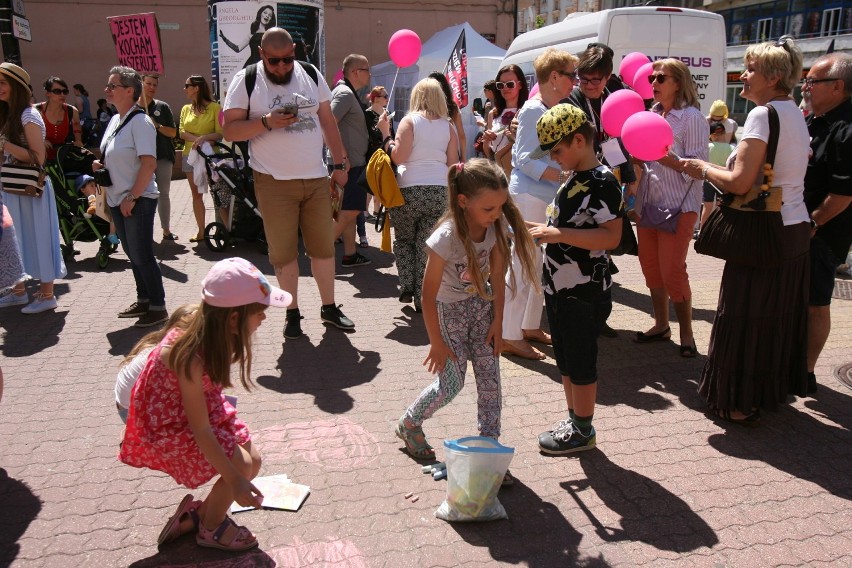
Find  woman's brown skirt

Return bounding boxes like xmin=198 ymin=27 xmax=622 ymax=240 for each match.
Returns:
xmin=698 ymin=222 xmax=811 ymax=413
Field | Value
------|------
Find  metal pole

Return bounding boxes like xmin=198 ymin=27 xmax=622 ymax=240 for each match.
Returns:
xmin=0 ymin=0 xmax=22 ymax=64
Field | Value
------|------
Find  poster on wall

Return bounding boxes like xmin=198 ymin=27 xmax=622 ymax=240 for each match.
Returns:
xmin=107 ymin=13 xmax=164 ymax=75
xmin=208 ymin=0 xmax=324 ymax=100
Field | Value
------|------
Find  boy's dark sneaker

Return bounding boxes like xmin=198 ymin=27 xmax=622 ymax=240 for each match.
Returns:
xmin=119 ymin=301 xmax=149 ymax=318
xmin=342 ymin=252 xmax=371 ymax=267
xmin=538 ymin=423 xmax=596 ymax=455
xmin=135 ymin=310 xmax=168 ymax=328
xmin=320 ymin=304 xmax=354 ymax=330
xmin=284 ymin=309 xmax=304 ymax=339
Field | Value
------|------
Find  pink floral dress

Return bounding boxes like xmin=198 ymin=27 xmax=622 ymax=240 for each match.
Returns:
xmin=119 ymin=329 xmax=250 ymax=488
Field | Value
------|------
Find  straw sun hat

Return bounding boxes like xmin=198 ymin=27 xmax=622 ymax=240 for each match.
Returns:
xmin=0 ymin=62 xmax=32 ymax=94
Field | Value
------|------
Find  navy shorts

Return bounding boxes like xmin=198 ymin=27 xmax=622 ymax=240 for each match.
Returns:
xmin=809 ymin=237 xmax=839 ymax=306
xmin=340 ymin=165 xmax=367 ymax=212
xmin=545 ymin=288 xmax=612 ymax=385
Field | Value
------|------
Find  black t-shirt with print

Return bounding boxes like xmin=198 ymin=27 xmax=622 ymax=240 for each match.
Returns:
xmin=543 ymin=165 xmax=623 ymax=301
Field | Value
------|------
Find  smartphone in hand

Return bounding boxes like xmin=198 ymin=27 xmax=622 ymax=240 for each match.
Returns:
xmin=281 ymin=103 xmax=298 ymax=116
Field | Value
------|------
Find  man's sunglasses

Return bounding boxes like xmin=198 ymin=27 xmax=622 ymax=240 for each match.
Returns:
xmin=49 ymin=88 xmax=69 ymax=95
xmin=495 ymin=81 xmax=518 ymax=90
xmin=267 ymin=56 xmax=296 ymax=66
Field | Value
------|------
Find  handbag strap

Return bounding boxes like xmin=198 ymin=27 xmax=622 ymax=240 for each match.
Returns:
xmin=762 ymin=103 xmax=780 ymax=184
xmin=102 ymin=107 xmax=146 ymax=167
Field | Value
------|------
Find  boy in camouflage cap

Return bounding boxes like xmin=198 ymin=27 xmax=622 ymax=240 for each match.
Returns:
xmin=527 ymin=104 xmax=624 ymax=454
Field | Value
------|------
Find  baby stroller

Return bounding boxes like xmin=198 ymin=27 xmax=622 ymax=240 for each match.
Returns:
xmin=196 ymin=142 xmax=266 ymax=253
xmin=47 ymin=144 xmax=118 ymax=269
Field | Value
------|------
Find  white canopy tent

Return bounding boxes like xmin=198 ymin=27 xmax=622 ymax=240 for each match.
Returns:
xmin=370 ymin=22 xmax=506 ymax=159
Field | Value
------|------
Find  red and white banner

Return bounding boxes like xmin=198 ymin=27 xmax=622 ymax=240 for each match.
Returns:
xmin=443 ymin=29 xmax=468 ymax=109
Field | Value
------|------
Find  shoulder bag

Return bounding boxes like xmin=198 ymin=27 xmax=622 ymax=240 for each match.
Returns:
xmin=637 ymin=181 xmax=691 ymax=234
xmin=1 ymin=147 xmax=46 ymax=198
xmin=694 ymin=104 xmax=784 ymax=268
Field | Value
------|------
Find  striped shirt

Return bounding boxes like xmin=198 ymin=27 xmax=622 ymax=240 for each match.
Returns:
xmin=636 ymin=104 xmax=709 ymax=215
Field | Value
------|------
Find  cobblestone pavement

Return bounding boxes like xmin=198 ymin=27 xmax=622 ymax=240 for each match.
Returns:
xmin=1 ymin=180 xmax=850 ymax=567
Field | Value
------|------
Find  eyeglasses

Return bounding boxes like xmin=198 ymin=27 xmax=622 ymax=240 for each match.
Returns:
xmin=48 ymin=88 xmax=69 ymax=95
xmin=495 ymin=80 xmax=518 ymax=90
xmin=266 ymin=55 xmax=295 ymax=66
xmin=557 ymin=70 xmax=579 ymax=81
xmin=578 ymin=76 xmax=604 ymax=86
xmin=648 ymin=74 xmax=673 ymax=84
xmin=378 ymin=94 xmax=388 ymax=99
xmin=105 ymin=83 xmax=126 ymax=91
xmin=802 ymin=77 xmax=839 ymax=87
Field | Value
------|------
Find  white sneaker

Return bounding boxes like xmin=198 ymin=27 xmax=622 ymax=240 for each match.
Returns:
xmin=0 ymin=293 xmax=28 ymax=308
xmin=21 ymin=294 xmax=57 ymax=314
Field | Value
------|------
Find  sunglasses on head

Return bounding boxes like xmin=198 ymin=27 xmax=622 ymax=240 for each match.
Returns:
xmin=648 ymin=74 xmax=673 ymax=84
xmin=495 ymin=81 xmax=517 ymax=90
xmin=267 ymin=55 xmax=296 ymax=66
xmin=49 ymin=88 xmax=69 ymax=95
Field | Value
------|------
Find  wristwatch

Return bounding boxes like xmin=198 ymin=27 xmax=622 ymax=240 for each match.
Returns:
xmin=810 ymin=218 xmax=819 ymax=230
xmin=125 ymin=194 xmax=137 ymax=202
xmin=332 ymin=163 xmax=346 ymax=171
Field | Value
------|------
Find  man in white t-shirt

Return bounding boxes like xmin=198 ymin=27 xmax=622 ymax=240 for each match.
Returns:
xmin=223 ymin=28 xmax=354 ymax=339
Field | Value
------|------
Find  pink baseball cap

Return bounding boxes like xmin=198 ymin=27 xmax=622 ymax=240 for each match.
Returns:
xmin=201 ymin=257 xmax=292 ymax=308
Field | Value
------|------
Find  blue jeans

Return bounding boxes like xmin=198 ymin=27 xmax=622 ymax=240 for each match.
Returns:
xmin=111 ymin=197 xmax=165 ymax=307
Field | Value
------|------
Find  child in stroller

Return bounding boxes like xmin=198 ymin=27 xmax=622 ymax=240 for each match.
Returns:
xmin=47 ymin=144 xmax=119 ymax=268
xmin=195 ymin=142 xmax=265 ymax=252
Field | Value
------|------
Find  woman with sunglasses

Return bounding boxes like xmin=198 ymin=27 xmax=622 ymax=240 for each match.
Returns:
xmin=35 ymin=76 xmax=83 ymax=161
xmin=0 ymin=63 xmax=66 ymax=314
xmin=179 ymin=76 xmax=223 ymax=242
xmin=483 ymin=65 xmax=528 ymax=162
xmin=501 ymin=49 xmax=578 ymax=360
xmin=681 ymin=38 xmax=811 ymax=424
xmin=631 ymin=59 xmax=707 ymax=360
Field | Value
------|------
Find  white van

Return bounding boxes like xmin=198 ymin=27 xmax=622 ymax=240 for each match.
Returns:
xmin=501 ymin=7 xmax=726 ymax=115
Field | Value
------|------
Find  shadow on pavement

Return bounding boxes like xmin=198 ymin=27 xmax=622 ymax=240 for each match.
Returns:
xmin=450 ymin=479 xmax=611 ymax=567
xmin=0 ymin=283 xmax=68 ymax=357
xmin=708 ymin=387 xmax=852 ymax=501
xmin=0 ymin=468 xmax=42 ymax=568
xmin=566 ymin=450 xmax=719 ymax=552
xmin=385 ymin=311 xmax=429 ymax=347
xmin=106 ymin=325 xmax=151 ymax=356
xmin=610 ymin=282 xmax=719 ymax=326
xmin=257 ymin=328 xmax=380 ymax=414
xmin=128 ymin=538 xmax=275 ymax=567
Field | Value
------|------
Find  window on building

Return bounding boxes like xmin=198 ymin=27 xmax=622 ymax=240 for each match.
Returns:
xmin=822 ymin=7 xmax=842 ymax=34
xmin=756 ymin=18 xmax=773 ymax=40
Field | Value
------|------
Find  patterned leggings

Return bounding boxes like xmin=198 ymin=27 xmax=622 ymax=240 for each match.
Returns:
xmin=389 ymin=185 xmax=447 ymax=299
xmin=403 ymin=295 xmax=502 ymax=439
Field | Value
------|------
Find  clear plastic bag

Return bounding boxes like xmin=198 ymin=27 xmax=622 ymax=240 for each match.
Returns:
xmin=435 ymin=437 xmax=513 ymax=522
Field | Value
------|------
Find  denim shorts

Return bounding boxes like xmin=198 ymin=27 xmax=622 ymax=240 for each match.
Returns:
xmin=545 ymin=288 xmax=612 ymax=385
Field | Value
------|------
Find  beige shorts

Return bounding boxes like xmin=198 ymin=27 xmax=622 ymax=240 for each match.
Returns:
xmin=252 ymin=172 xmax=334 ymax=265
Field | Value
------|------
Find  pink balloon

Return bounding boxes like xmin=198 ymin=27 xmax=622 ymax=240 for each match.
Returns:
xmin=632 ymin=62 xmax=655 ymax=99
xmin=621 ymin=111 xmax=674 ymax=161
xmin=388 ymin=29 xmax=422 ymax=68
xmin=619 ymin=52 xmax=650 ymax=89
xmin=528 ymin=82 xmax=540 ymax=98
xmin=600 ymin=89 xmax=645 ymax=138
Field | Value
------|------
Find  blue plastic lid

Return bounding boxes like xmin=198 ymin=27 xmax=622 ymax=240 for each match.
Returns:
xmin=443 ymin=436 xmax=514 ymax=454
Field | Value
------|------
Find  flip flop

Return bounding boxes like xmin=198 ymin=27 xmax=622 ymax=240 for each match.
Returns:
xmin=634 ymin=326 xmax=671 ymax=343
xmin=189 ymin=235 xmax=204 ymax=243
xmin=501 ymin=341 xmax=545 ymax=360
xmin=157 ymin=494 xmax=200 ymax=546
xmin=162 ymin=233 xmax=179 ymax=241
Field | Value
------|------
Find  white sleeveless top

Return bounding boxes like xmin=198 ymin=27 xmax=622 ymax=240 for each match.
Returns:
xmin=397 ymin=113 xmax=452 ymax=188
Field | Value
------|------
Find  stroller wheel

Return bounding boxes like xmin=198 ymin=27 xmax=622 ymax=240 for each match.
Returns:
xmin=96 ymin=250 xmax=109 ymax=269
xmin=205 ymin=222 xmax=230 ymax=252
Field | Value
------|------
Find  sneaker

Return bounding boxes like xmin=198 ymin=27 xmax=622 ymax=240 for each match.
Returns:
xmin=118 ymin=301 xmax=150 ymax=318
xmin=320 ymin=304 xmax=355 ymax=330
xmin=107 ymin=233 xmax=120 ymax=246
xmin=283 ymin=309 xmax=304 ymax=339
xmin=0 ymin=292 xmax=29 ymax=308
xmin=135 ymin=309 xmax=168 ymax=328
xmin=21 ymin=293 xmax=57 ymax=314
xmin=538 ymin=422 xmax=596 ymax=455
xmin=341 ymin=252 xmax=371 ymax=267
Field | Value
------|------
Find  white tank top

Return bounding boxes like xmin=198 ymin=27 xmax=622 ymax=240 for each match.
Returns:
xmin=397 ymin=113 xmax=452 ymax=188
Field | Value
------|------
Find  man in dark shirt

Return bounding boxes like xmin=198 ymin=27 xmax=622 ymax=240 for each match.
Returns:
xmin=802 ymin=53 xmax=852 ymax=393
xmin=138 ymin=74 xmax=178 ymax=241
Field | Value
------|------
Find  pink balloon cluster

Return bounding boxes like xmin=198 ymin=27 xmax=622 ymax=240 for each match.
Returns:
xmin=388 ymin=29 xmax=422 ymax=68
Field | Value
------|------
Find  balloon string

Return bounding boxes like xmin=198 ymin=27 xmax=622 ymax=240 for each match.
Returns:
xmin=388 ymin=67 xmax=401 ymax=113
